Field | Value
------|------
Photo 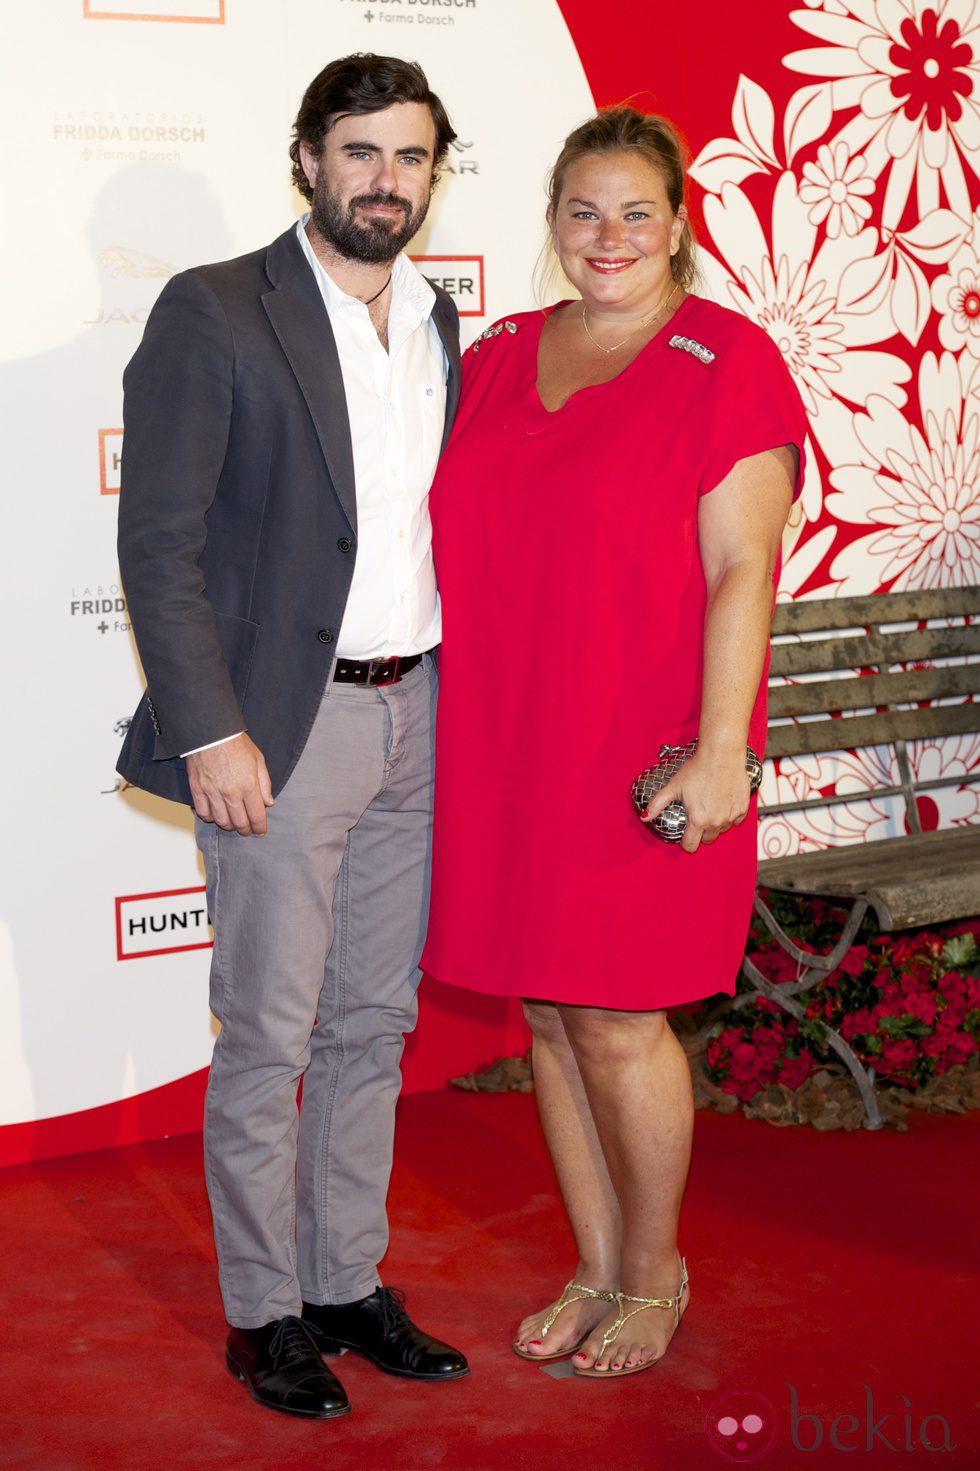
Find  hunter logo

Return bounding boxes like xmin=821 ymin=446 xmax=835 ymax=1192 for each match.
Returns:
xmin=115 ymin=886 xmax=213 ymax=960
xmin=99 ymin=429 xmax=123 ymax=495
xmin=410 ymin=255 xmax=485 ymax=317
xmin=84 ymin=0 xmax=225 ymax=22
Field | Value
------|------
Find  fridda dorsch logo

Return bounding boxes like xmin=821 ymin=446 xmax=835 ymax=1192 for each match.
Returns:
xmin=115 ymin=887 xmax=212 ymax=960
xmin=70 ymin=581 xmax=130 ymax=635
xmin=341 ymin=0 xmax=479 ymax=26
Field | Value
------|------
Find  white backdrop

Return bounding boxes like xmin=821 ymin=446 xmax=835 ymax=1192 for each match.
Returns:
xmin=0 ymin=0 xmax=592 ymax=1129
xmin=4 ymin=0 xmax=977 ymax=1145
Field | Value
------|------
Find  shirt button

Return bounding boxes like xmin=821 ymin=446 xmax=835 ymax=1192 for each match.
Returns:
xmin=317 ymin=629 xmax=333 ymax=644
xmin=337 ymin=538 xmax=353 ymax=553
xmin=398 ymin=530 xmax=405 ymax=540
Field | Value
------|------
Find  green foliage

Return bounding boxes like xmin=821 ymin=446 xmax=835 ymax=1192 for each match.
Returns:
xmin=942 ymin=933 xmax=980 ymax=978
xmin=796 ymin=1014 xmax=828 ymax=1047
xmin=747 ymin=889 xmax=879 ymax=951
xmin=878 ymin=1014 xmax=931 ymax=1039
xmin=725 ymin=897 xmax=980 ymax=1094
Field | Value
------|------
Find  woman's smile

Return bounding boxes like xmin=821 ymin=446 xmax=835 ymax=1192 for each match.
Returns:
xmin=585 ymin=257 xmax=640 ymax=273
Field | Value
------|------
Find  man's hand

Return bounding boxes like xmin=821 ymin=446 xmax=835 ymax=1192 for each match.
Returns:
xmin=186 ymin=733 xmax=274 ymax=836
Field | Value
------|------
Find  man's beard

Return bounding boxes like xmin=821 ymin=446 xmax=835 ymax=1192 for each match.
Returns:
xmin=311 ymin=180 xmax=430 ymax=264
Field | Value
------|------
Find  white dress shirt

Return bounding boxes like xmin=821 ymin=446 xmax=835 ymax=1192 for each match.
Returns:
xmin=183 ymin=221 xmax=447 ymax=755
xmin=297 ymin=217 xmax=446 ymax=659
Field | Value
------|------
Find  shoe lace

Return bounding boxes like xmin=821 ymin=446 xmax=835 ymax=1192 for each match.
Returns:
xmin=376 ymin=1286 xmax=410 ymax=1335
xmin=268 ymin=1315 xmax=323 ymax=1366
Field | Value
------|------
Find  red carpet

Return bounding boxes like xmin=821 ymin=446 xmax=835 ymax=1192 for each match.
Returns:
xmin=2 ymin=1091 xmax=976 ymax=1469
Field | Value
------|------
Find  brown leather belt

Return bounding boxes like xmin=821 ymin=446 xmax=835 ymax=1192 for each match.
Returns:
xmin=332 ymin=653 xmax=425 ymax=687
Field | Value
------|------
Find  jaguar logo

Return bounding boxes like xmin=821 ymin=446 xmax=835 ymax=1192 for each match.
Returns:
xmin=97 ymin=246 xmax=175 ymax=279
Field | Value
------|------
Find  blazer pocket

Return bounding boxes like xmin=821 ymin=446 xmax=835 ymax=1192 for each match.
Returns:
xmin=214 ymin=610 xmax=260 ymax=704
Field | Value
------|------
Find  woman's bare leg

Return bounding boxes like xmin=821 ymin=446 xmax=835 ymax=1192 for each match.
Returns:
xmin=558 ymin=1005 xmax=693 ymax=1372
xmin=513 ymin=999 xmax=622 ymax=1356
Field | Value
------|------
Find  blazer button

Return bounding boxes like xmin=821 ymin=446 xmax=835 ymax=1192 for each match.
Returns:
xmin=317 ymin=629 xmax=334 ymax=644
xmin=337 ymin=537 xmax=353 ymax=553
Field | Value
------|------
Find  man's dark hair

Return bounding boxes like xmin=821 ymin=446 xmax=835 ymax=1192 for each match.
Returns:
xmin=290 ymin=53 xmax=457 ymax=202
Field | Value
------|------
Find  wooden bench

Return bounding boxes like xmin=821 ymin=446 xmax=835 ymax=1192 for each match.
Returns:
xmin=738 ymin=585 xmax=980 ymax=1128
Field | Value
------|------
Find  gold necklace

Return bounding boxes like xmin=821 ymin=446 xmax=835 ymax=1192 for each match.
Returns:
xmin=581 ymin=282 xmax=681 ymax=354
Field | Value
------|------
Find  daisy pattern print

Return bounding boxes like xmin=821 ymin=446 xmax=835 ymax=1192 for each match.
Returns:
xmin=688 ymin=2 xmax=980 ymax=850
xmin=784 ymin=0 xmax=980 ymax=226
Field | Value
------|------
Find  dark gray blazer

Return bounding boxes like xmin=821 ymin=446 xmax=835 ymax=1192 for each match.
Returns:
xmin=117 ymin=225 xmax=461 ymax=806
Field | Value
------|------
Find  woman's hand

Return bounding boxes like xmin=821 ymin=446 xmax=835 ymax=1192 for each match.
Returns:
xmin=640 ymin=445 xmax=795 ymax=854
xmin=641 ymin=747 xmax=751 ymax=854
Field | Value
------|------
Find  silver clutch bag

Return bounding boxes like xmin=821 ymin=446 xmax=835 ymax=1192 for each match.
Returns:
xmin=630 ymin=740 xmax=763 ymax=843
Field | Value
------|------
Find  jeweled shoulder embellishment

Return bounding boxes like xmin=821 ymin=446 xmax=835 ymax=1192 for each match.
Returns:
xmin=668 ymin=334 xmax=715 ymax=365
xmin=471 ymin=320 xmax=519 ymax=353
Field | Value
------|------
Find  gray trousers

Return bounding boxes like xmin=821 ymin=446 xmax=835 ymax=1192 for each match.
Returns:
xmin=197 ymin=656 xmax=436 ymax=1329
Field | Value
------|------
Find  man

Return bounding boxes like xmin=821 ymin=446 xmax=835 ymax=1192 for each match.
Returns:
xmin=117 ymin=54 xmax=467 ymax=1419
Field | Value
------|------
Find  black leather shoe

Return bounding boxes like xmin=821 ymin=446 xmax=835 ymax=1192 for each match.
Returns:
xmin=225 ymin=1316 xmax=351 ymax=1418
xmin=303 ymin=1287 xmax=469 ymax=1381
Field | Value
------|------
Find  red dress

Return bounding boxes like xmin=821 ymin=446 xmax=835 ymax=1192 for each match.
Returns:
xmin=421 ymin=296 xmax=807 ymax=1009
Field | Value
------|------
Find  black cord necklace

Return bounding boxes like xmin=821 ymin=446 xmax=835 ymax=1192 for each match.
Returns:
xmin=362 ymin=273 xmax=392 ymax=307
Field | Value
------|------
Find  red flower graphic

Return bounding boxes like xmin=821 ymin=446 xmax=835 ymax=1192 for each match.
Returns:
xmin=889 ymin=10 xmax=973 ymax=131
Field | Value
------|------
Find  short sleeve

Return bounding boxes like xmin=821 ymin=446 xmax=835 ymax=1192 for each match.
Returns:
xmin=697 ymin=323 xmax=807 ymax=500
xmin=455 ymin=312 xmax=534 ymax=417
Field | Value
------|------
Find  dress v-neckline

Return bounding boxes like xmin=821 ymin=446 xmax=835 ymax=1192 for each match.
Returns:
xmin=528 ymin=294 xmax=696 ymax=423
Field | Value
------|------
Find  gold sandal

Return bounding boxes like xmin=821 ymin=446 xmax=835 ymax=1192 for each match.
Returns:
xmin=512 ymin=1281 xmax=617 ymax=1362
xmin=573 ymin=1258 xmax=689 ymax=1378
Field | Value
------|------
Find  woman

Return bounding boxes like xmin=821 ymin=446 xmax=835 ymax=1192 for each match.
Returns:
xmin=421 ymin=108 xmax=805 ymax=1379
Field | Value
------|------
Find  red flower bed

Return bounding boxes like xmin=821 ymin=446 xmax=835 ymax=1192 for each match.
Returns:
xmin=704 ymin=899 xmax=980 ymax=1104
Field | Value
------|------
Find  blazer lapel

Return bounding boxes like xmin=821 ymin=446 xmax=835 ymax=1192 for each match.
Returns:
xmin=262 ymin=229 xmax=357 ymax=533
xmin=432 ymin=292 xmax=462 ymax=454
